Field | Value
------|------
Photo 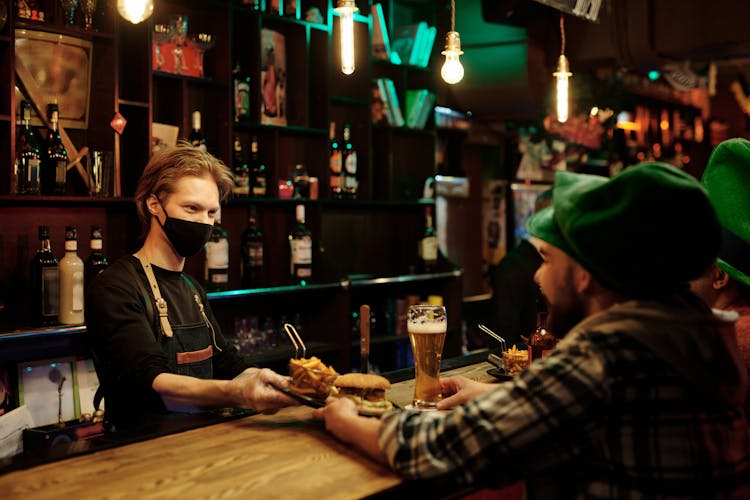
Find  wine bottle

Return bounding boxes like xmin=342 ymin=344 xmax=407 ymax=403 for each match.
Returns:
xmin=205 ymin=216 xmax=229 ymax=292
xmin=233 ymin=63 xmax=251 ymax=122
xmin=289 ymin=204 xmax=312 ymax=284
xmin=241 ymin=205 xmax=264 ymax=288
xmin=189 ymin=111 xmax=207 ymax=152
xmin=418 ymin=206 xmax=438 ymax=273
xmin=342 ymin=123 xmax=358 ymax=199
xmin=59 ymin=226 xmax=85 ymax=325
xmin=85 ymin=225 xmax=109 ymax=290
xmin=15 ymin=100 xmax=41 ymax=195
xmin=44 ymin=103 xmax=68 ymax=196
xmin=232 ymin=137 xmax=250 ymax=196
xmin=328 ymin=121 xmax=343 ymax=199
xmin=249 ymin=136 xmax=267 ymax=197
xmin=30 ymin=225 xmax=59 ymax=326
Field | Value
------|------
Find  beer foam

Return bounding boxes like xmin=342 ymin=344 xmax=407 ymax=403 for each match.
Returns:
xmin=407 ymin=321 xmax=446 ymax=334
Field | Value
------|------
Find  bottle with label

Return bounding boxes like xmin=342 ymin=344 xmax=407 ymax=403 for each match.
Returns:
xmin=292 ymin=163 xmax=310 ymax=199
xmin=528 ymin=310 xmax=556 ymax=362
xmin=44 ymin=103 xmax=68 ymax=195
xmin=328 ymin=121 xmax=343 ymax=199
xmin=59 ymin=226 xmax=84 ymax=325
xmin=289 ymin=204 xmax=312 ymax=284
xmin=342 ymin=123 xmax=358 ymax=198
xmin=85 ymin=225 xmax=109 ymax=290
xmin=241 ymin=206 xmax=264 ymax=288
xmin=189 ymin=111 xmax=207 ymax=152
xmin=232 ymin=137 xmax=250 ymax=196
xmin=205 ymin=217 xmax=229 ymax=292
xmin=15 ymin=100 xmax=41 ymax=195
xmin=249 ymin=136 xmax=267 ymax=197
xmin=30 ymin=225 xmax=59 ymax=326
xmin=418 ymin=206 xmax=439 ymax=273
xmin=233 ymin=63 xmax=251 ymax=122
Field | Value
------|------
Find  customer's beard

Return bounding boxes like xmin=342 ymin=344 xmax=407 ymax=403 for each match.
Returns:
xmin=543 ymin=293 xmax=585 ymax=340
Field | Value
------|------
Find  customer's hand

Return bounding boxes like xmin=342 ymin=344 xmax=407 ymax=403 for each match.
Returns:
xmin=437 ymin=375 xmax=495 ymax=409
xmin=232 ymin=367 xmax=297 ymax=413
xmin=312 ymin=396 xmax=360 ymax=441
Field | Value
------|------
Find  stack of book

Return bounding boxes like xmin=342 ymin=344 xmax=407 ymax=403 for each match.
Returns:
xmin=371 ymin=4 xmax=436 ymax=68
xmin=405 ymin=89 xmax=436 ymax=129
xmin=372 ymin=78 xmax=405 ymax=127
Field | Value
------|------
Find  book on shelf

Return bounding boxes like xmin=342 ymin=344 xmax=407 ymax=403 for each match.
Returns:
xmin=417 ymin=26 xmax=437 ymax=67
xmin=260 ymin=28 xmax=287 ymax=126
xmin=405 ymin=89 xmax=436 ymax=129
xmin=371 ymin=3 xmax=391 ymax=61
xmin=390 ymin=22 xmax=436 ymax=68
xmin=390 ymin=22 xmax=426 ymax=66
xmin=371 ymin=81 xmax=390 ymax=126
xmin=416 ymin=92 xmax=436 ymax=129
xmin=382 ymin=78 xmax=405 ymax=127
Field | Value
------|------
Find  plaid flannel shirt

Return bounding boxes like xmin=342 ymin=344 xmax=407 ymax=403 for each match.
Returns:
xmin=379 ymin=299 xmax=750 ymax=499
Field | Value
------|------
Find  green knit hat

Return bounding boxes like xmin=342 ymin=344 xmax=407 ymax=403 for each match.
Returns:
xmin=702 ymin=138 xmax=750 ymax=289
xmin=527 ymin=163 xmax=721 ymax=296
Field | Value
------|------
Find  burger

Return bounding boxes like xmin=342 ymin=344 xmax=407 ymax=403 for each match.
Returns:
xmin=333 ymin=373 xmax=394 ymax=416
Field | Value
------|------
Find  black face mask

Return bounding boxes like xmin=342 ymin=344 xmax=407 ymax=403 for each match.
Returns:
xmin=158 ymin=205 xmax=213 ymax=257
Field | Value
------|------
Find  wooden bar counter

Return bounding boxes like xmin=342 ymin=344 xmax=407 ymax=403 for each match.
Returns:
xmin=0 ymin=357 xmax=498 ymax=499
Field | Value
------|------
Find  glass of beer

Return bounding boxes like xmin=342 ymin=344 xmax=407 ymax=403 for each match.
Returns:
xmin=408 ymin=304 xmax=446 ymax=409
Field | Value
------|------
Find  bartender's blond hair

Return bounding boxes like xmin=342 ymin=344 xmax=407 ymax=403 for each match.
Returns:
xmin=134 ymin=142 xmax=234 ymax=234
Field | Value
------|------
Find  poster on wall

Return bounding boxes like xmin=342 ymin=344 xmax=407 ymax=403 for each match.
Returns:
xmin=482 ymin=180 xmax=508 ymax=266
xmin=260 ymin=28 xmax=287 ymax=126
xmin=511 ymin=183 xmax=552 ymax=249
xmin=17 ymin=359 xmax=75 ymax=427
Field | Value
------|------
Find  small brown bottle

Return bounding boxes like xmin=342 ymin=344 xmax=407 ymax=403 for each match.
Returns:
xmin=528 ymin=311 xmax=556 ymax=362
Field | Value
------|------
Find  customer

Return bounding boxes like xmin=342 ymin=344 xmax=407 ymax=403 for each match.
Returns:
xmin=486 ymin=189 xmax=552 ymax=346
xmin=315 ymin=163 xmax=750 ymax=498
xmin=690 ymin=138 xmax=750 ymax=378
xmin=86 ymin=143 xmax=293 ymax=430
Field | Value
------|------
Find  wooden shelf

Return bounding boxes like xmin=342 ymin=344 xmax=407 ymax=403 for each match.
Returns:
xmin=14 ymin=21 xmax=115 ymax=40
xmin=207 ymin=281 xmax=343 ymax=301
xmin=152 ymin=71 xmax=226 ymax=87
xmin=118 ymin=99 xmax=150 ymax=109
xmin=0 ymin=195 xmax=134 ymax=207
xmin=347 ymin=270 xmax=463 ymax=288
xmin=232 ymin=122 xmax=327 ymax=136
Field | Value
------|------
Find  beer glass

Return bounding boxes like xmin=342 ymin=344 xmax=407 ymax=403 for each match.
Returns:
xmin=408 ymin=304 xmax=446 ymax=409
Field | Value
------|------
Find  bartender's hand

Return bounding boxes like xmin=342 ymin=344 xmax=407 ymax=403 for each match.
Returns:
xmin=231 ymin=367 xmax=298 ymax=413
xmin=437 ymin=375 xmax=495 ymax=410
xmin=313 ymin=397 xmax=386 ymax=465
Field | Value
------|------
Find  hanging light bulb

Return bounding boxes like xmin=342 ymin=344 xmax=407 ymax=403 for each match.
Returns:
xmin=117 ymin=0 xmax=154 ymax=24
xmin=441 ymin=31 xmax=464 ymax=85
xmin=554 ymin=54 xmax=571 ymax=123
xmin=553 ymin=15 xmax=572 ymax=123
xmin=441 ymin=0 xmax=464 ymax=85
xmin=334 ymin=0 xmax=358 ymax=75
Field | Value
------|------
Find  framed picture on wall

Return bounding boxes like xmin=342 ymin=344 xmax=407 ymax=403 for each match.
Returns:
xmin=17 ymin=358 xmax=76 ymax=427
xmin=14 ymin=29 xmax=93 ymax=129
xmin=511 ymin=183 xmax=552 ymax=249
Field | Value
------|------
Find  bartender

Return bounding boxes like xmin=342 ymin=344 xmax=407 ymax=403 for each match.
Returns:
xmin=85 ymin=143 xmax=294 ymax=430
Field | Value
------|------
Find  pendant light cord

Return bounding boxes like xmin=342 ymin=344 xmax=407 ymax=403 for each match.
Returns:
xmin=560 ymin=14 xmax=566 ymax=55
xmin=451 ymin=0 xmax=455 ymax=31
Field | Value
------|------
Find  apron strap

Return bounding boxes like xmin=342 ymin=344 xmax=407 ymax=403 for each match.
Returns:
xmin=133 ymin=252 xmax=174 ymax=338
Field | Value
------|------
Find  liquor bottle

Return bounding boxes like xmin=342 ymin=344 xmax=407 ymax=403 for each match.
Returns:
xmin=43 ymin=103 xmax=68 ymax=196
xmin=205 ymin=216 xmax=230 ymax=292
xmin=292 ymin=163 xmax=310 ymax=199
xmin=342 ymin=123 xmax=358 ymax=198
xmin=418 ymin=206 xmax=439 ymax=273
xmin=85 ymin=225 xmax=109 ymax=290
xmin=232 ymin=137 xmax=250 ymax=196
xmin=328 ymin=121 xmax=343 ymax=199
xmin=249 ymin=136 xmax=267 ymax=197
xmin=528 ymin=310 xmax=556 ymax=362
xmin=59 ymin=226 xmax=84 ymax=325
xmin=15 ymin=100 xmax=41 ymax=195
xmin=241 ymin=206 xmax=264 ymax=288
xmin=189 ymin=111 xmax=207 ymax=152
xmin=289 ymin=204 xmax=312 ymax=283
xmin=30 ymin=225 xmax=59 ymax=326
xmin=233 ymin=63 xmax=251 ymax=122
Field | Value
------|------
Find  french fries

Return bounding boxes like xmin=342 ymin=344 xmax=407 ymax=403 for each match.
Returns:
xmin=503 ymin=345 xmax=530 ymax=376
xmin=289 ymin=356 xmax=339 ymax=396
